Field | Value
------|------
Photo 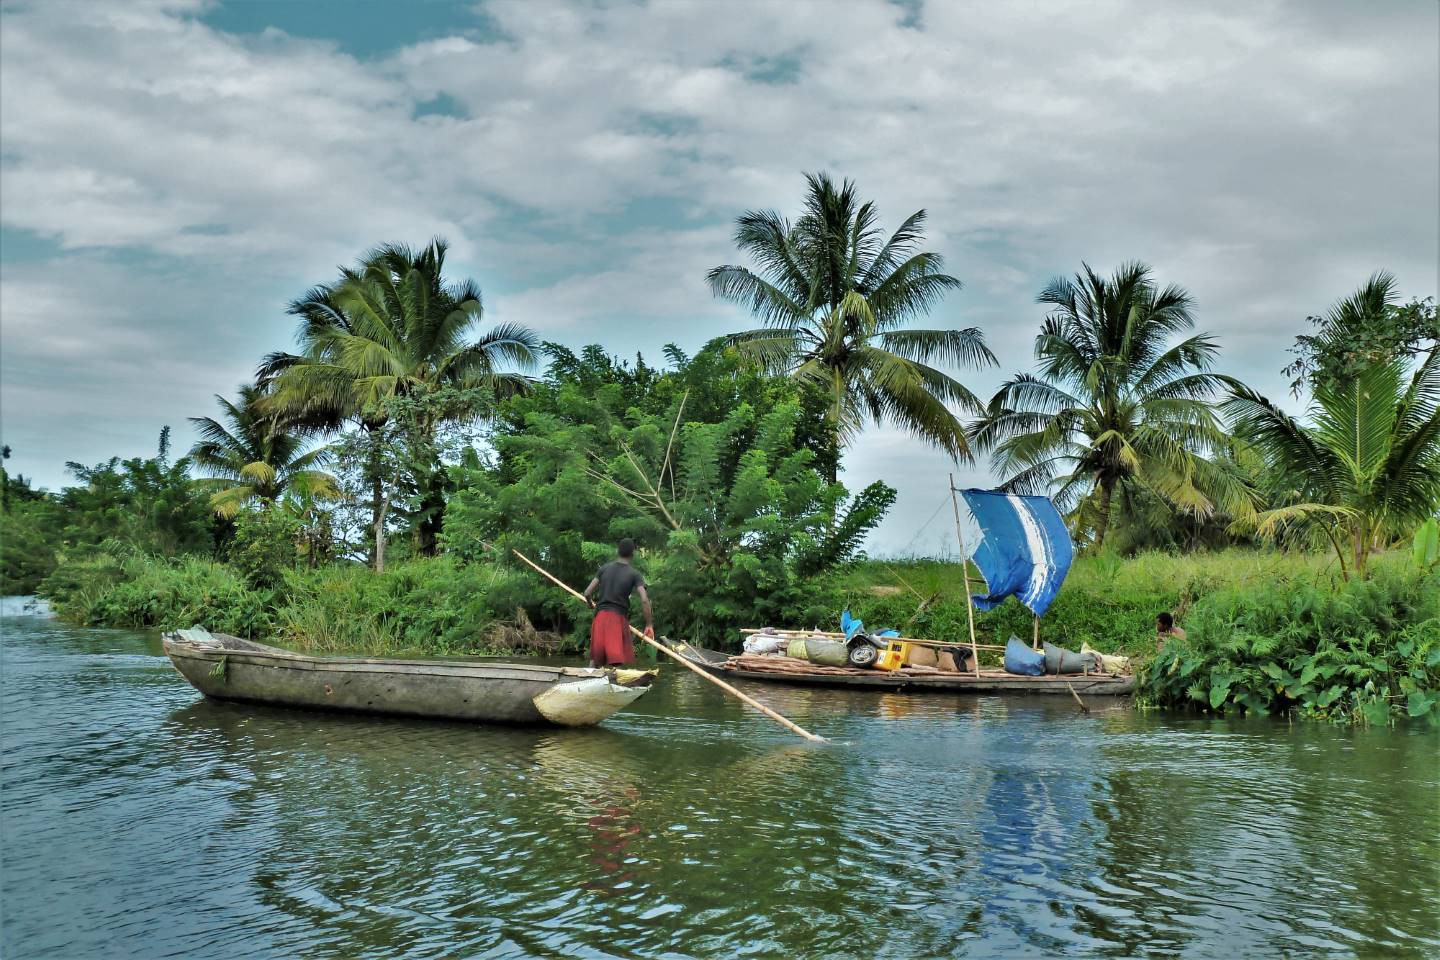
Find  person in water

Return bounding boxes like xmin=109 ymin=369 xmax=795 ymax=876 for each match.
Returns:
xmin=1155 ymin=611 xmax=1186 ymax=650
xmin=582 ymin=538 xmax=654 ymax=668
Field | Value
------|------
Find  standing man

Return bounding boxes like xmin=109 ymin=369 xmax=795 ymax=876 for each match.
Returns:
xmin=582 ymin=538 xmax=654 ymax=668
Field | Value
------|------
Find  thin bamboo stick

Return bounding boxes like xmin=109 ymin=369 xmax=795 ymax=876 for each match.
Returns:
xmin=511 ymin=549 xmax=827 ymax=744
xmin=949 ymin=476 xmax=981 ymax=678
xmin=1032 ymin=615 xmax=1040 ymax=652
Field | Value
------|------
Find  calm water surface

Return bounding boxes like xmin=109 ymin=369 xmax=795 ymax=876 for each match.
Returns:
xmin=2 ymin=600 xmax=1437 ymax=959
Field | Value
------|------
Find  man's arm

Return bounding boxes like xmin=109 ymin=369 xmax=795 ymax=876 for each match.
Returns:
xmin=582 ymin=577 xmax=600 ymax=607
xmin=637 ymin=584 xmax=654 ymax=635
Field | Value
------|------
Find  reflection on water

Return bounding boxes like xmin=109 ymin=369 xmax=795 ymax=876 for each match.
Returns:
xmin=3 ymin=605 xmax=1438 ymax=959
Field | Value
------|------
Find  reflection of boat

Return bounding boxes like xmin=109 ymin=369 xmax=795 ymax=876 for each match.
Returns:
xmin=670 ymin=642 xmax=1135 ymax=696
xmin=162 ymin=629 xmax=654 ymax=727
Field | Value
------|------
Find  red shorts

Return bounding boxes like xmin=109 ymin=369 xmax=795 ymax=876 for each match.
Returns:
xmin=589 ymin=610 xmax=634 ymax=666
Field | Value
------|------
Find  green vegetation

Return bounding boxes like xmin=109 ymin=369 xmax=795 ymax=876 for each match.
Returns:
xmin=708 ymin=172 xmax=994 ymax=477
xmin=189 ymin=384 xmax=337 ymax=517
xmin=972 ymin=261 xmax=1251 ymax=549
xmin=1144 ymin=563 xmax=1440 ymax=724
xmin=1225 ymin=274 xmax=1440 ymax=579
xmin=264 ymin=238 xmax=539 ymax=568
xmin=5 ymin=174 xmax=1437 ymax=725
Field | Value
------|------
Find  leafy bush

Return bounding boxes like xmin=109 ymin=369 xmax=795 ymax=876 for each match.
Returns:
xmin=1141 ymin=565 xmax=1440 ymax=724
xmin=275 ymin=558 xmax=543 ymax=656
xmin=42 ymin=548 xmax=274 ymax=637
xmin=228 ymin=507 xmax=301 ymax=588
xmin=445 ymin=343 xmax=893 ymax=645
xmin=0 ymin=496 xmax=62 ymax=594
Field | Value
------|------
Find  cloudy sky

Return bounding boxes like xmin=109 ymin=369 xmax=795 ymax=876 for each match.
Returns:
xmin=2 ymin=0 xmax=1436 ymax=554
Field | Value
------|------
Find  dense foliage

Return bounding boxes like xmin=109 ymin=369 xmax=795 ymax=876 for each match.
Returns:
xmin=1225 ymin=274 xmax=1440 ymax=578
xmin=708 ymin=172 xmax=994 ymax=475
xmin=972 ymin=262 xmax=1252 ymax=549
xmin=7 ymin=180 xmax=1438 ymax=725
xmin=444 ymin=343 xmax=894 ymax=644
xmin=1143 ymin=564 xmax=1440 ymax=725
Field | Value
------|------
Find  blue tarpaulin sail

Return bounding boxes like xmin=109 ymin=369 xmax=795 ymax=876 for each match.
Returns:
xmin=954 ymin=489 xmax=1074 ymax=616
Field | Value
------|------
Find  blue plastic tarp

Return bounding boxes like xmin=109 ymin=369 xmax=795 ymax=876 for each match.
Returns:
xmin=954 ymin=489 xmax=1074 ymax=617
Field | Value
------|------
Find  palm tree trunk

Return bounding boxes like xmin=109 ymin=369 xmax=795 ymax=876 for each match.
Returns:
xmin=416 ymin=481 xmax=444 ymax=556
xmin=370 ymin=473 xmax=384 ymax=569
xmin=1093 ymin=477 xmax=1116 ymax=550
xmin=1352 ymin=518 xmax=1369 ymax=579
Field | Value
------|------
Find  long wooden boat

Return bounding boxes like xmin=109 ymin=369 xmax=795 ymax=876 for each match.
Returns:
xmin=163 ymin=628 xmax=654 ymax=727
xmin=670 ymin=641 xmax=1136 ymax=696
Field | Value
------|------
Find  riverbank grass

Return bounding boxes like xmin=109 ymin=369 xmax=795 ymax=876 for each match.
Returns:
xmin=38 ymin=547 xmax=1438 ymax=724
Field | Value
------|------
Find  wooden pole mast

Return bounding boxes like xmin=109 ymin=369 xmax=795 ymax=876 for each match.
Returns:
xmin=949 ymin=476 xmax=982 ymax=678
xmin=511 ymin=549 xmax=828 ymax=744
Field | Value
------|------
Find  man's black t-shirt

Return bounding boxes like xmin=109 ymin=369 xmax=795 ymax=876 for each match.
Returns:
xmin=594 ymin=561 xmax=644 ymax=616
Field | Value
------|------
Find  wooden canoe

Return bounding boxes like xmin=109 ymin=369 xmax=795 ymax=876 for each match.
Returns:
xmin=670 ymin=641 xmax=1136 ymax=696
xmin=162 ymin=628 xmax=653 ymax=727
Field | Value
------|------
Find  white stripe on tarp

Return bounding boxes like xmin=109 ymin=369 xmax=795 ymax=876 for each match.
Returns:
xmin=1005 ymin=494 xmax=1050 ymax=607
xmin=954 ymin=493 xmax=985 ymax=562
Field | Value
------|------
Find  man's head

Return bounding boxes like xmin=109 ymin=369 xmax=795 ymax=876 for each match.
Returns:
xmin=617 ymin=538 xmax=636 ymax=560
xmin=1156 ymin=612 xmax=1174 ymax=632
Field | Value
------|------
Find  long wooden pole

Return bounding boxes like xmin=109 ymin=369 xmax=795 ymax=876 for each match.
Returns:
xmin=948 ymin=476 xmax=982 ymax=678
xmin=511 ymin=549 xmax=828 ymax=744
xmin=1032 ymin=615 xmax=1040 ymax=652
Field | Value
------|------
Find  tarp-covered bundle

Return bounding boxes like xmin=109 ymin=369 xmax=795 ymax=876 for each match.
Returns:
xmin=954 ymin=489 xmax=1074 ymax=616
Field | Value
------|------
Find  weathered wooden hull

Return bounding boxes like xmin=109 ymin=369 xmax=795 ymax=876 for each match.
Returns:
xmin=163 ymin=631 xmax=651 ymax=727
xmin=673 ymin=643 xmax=1136 ymax=696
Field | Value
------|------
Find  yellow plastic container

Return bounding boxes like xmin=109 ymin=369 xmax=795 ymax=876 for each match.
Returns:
xmin=873 ymin=640 xmax=911 ymax=671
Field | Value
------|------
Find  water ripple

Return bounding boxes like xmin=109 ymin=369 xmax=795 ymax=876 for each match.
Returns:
xmin=2 ymin=611 xmax=1437 ymax=959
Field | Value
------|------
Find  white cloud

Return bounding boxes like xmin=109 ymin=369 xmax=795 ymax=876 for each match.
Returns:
xmin=0 ymin=0 xmax=1436 ymax=551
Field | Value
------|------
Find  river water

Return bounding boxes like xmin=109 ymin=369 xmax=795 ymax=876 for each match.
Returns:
xmin=2 ymin=600 xmax=1437 ymax=959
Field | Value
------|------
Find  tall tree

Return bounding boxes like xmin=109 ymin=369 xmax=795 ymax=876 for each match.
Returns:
xmin=706 ymin=172 xmax=994 ymax=480
xmin=1226 ymin=273 xmax=1440 ymax=578
xmin=189 ymin=385 xmax=338 ymax=518
xmin=971 ymin=261 xmax=1250 ymax=550
xmin=265 ymin=239 xmax=539 ymax=567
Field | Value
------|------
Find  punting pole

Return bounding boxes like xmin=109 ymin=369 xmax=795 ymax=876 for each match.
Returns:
xmin=511 ymin=549 xmax=828 ymax=744
xmin=948 ymin=476 xmax=982 ymax=679
xmin=1032 ymin=615 xmax=1040 ymax=651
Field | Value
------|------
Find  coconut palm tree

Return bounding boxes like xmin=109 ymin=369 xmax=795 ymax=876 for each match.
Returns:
xmin=706 ymin=173 xmax=994 ymax=480
xmin=189 ymin=385 xmax=337 ymax=518
xmin=265 ymin=239 xmax=539 ymax=563
xmin=1224 ymin=275 xmax=1440 ymax=578
xmin=970 ymin=261 xmax=1252 ymax=550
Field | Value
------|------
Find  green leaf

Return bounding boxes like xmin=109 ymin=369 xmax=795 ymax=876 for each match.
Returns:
xmin=1236 ymin=692 xmax=1270 ymax=716
xmin=1407 ymin=691 xmax=1436 ymax=718
xmin=1316 ymin=685 xmax=1344 ymax=708
xmin=1413 ymin=517 xmax=1439 ymax=570
xmin=1209 ymin=683 xmax=1231 ymax=709
xmin=1360 ymin=698 xmax=1392 ymax=726
xmin=1426 ymin=648 xmax=1440 ymax=669
xmin=1260 ymin=663 xmax=1286 ymax=681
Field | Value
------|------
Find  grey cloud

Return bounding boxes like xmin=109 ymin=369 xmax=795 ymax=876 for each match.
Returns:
xmin=1 ymin=0 xmax=1435 ymax=552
